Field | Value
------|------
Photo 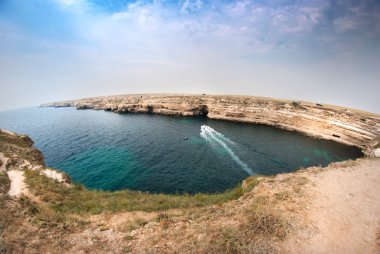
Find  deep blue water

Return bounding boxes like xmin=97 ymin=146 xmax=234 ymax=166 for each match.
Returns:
xmin=0 ymin=107 xmax=363 ymax=193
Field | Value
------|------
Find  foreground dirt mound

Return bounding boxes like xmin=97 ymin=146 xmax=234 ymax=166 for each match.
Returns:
xmin=284 ymin=159 xmax=380 ymax=254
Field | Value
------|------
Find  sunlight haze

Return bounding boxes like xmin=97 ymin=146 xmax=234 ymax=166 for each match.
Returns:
xmin=1 ymin=0 xmax=379 ymax=112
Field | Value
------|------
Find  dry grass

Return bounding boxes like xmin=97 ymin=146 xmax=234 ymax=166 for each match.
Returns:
xmin=0 ymin=238 xmax=8 ymax=254
xmin=2 ymin=167 xmax=304 ymax=254
xmin=275 ymin=191 xmax=291 ymax=201
xmin=0 ymin=172 xmax=10 ymax=194
xmin=0 ymin=196 xmax=11 ymax=244
xmin=0 ymin=193 xmax=89 ymax=253
xmin=0 ymin=172 xmax=11 ymax=254
xmin=117 ymin=217 xmax=149 ymax=232
xmin=179 ymin=195 xmax=289 ymax=254
xmin=0 ymin=129 xmax=315 ymax=253
xmin=0 ymin=132 xmax=44 ymax=166
xmin=24 ymin=169 xmax=248 ymax=216
xmin=246 ymin=205 xmax=288 ymax=239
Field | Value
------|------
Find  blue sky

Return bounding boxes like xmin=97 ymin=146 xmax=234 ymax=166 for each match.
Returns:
xmin=1 ymin=0 xmax=379 ymax=112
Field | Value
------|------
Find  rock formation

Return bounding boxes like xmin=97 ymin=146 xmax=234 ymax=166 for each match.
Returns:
xmin=41 ymin=94 xmax=380 ymax=156
xmin=0 ymin=129 xmax=70 ymax=197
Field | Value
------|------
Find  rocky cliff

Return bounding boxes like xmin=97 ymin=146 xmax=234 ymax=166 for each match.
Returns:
xmin=42 ymin=94 xmax=380 ymax=155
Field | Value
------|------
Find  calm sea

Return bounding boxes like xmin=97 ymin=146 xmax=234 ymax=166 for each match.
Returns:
xmin=0 ymin=107 xmax=363 ymax=193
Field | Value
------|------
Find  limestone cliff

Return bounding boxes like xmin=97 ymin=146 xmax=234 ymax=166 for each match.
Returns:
xmin=41 ymin=94 xmax=380 ymax=155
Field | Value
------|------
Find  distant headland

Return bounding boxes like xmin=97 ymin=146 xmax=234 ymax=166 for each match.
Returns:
xmin=42 ymin=94 xmax=380 ymax=156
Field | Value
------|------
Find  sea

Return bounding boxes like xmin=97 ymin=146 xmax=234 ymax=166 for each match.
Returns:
xmin=0 ymin=107 xmax=363 ymax=193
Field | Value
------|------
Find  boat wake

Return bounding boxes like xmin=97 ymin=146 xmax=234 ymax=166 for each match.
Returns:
xmin=200 ymin=125 xmax=254 ymax=175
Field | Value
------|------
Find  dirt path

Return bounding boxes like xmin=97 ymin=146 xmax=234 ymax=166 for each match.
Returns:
xmin=7 ymin=170 xmax=28 ymax=197
xmin=285 ymin=159 xmax=380 ymax=254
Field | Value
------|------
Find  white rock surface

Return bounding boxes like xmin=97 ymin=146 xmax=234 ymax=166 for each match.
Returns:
xmin=0 ymin=129 xmax=17 ymax=136
xmin=7 ymin=170 xmax=27 ymax=197
xmin=42 ymin=168 xmax=65 ymax=182
xmin=374 ymin=148 xmax=380 ymax=157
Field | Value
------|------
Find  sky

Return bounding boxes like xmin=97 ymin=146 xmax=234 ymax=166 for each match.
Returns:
xmin=0 ymin=0 xmax=379 ymax=112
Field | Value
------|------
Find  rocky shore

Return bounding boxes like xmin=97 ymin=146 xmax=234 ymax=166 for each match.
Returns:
xmin=42 ymin=94 xmax=380 ymax=156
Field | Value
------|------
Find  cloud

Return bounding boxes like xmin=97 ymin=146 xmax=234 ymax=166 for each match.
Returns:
xmin=223 ymin=0 xmax=250 ymax=17
xmin=332 ymin=1 xmax=380 ymax=35
xmin=334 ymin=16 xmax=360 ymax=32
xmin=0 ymin=0 xmax=380 ymax=112
xmin=2 ymin=0 xmax=379 ymax=61
xmin=181 ymin=0 xmax=203 ymax=14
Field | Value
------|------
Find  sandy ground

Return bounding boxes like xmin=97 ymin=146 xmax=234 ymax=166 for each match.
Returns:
xmin=284 ymin=159 xmax=380 ymax=254
xmin=7 ymin=170 xmax=27 ymax=197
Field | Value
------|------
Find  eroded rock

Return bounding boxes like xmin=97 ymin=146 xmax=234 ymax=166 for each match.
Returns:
xmin=42 ymin=94 xmax=380 ymax=154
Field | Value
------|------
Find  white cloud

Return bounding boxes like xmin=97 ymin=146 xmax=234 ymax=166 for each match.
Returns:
xmin=223 ymin=0 xmax=250 ymax=17
xmin=1 ymin=0 xmax=380 ymax=112
xmin=181 ymin=0 xmax=203 ymax=15
xmin=332 ymin=1 xmax=380 ymax=35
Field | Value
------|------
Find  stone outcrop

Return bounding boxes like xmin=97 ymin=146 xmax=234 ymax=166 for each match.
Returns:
xmin=41 ymin=94 xmax=380 ymax=155
xmin=0 ymin=129 xmax=45 ymax=166
xmin=0 ymin=130 xmax=71 ymax=197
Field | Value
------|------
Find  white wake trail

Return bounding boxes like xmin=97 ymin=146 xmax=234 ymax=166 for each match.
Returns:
xmin=210 ymin=129 xmax=235 ymax=145
xmin=200 ymin=125 xmax=233 ymax=144
xmin=200 ymin=125 xmax=254 ymax=175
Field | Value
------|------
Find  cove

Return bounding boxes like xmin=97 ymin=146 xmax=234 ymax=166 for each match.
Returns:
xmin=0 ymin=107 xmax=363 ymax=194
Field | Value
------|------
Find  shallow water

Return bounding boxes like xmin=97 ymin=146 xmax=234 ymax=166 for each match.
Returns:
xmin=0 ymin=107 xmax=363 ymax=193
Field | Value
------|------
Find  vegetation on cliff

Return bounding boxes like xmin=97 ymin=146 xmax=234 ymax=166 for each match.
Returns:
xmin=1 ymin=123 xmax=379 ymax=253
xmin=1 ymin=130 xmax=290 ymax=253
xmin=25 ymin=169 xmax=247 ymax=214
xmin=0 ymin=131 xmax=44 ymax=166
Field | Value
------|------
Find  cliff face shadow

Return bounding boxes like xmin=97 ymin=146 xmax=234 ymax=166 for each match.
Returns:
xmin=198 ymin=105 xmax=208 ymax=117
xmin=147 ymin=105 xmax=154 ymax=114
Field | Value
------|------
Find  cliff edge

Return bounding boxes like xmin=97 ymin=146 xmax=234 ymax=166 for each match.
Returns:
xmin=1 ymin=129 xmax=379 ymax=253
xmin=42 ymin=94 xmax=380 ymax=155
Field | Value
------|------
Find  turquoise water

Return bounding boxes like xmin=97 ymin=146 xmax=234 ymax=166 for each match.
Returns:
xmin=0 ymin=107 xmax=363 ymax=193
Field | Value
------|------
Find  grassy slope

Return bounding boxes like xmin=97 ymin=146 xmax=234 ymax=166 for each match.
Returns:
xmin=1 ymin=130 xmax=249 ymax=215
xmin=0 ymin=171 xmax=10 ymax=194
xmin=0 ymin=130 xmax=296 ymax=253
xmin=1 ymin=129 xmax=253 ymax=226
xmin=25 ymin=169 xmax=246 ymax=215
xmin=0 ymin=131 xmax=44 ymax=165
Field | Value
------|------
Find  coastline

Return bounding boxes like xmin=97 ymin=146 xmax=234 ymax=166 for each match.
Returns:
xmin=1 ymin=94 xmax=379 ymax=253
xmin=42 ymin=94 xmax=380 ymax=156
xmin=1 ymin=129 xmax=379 ymax=253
